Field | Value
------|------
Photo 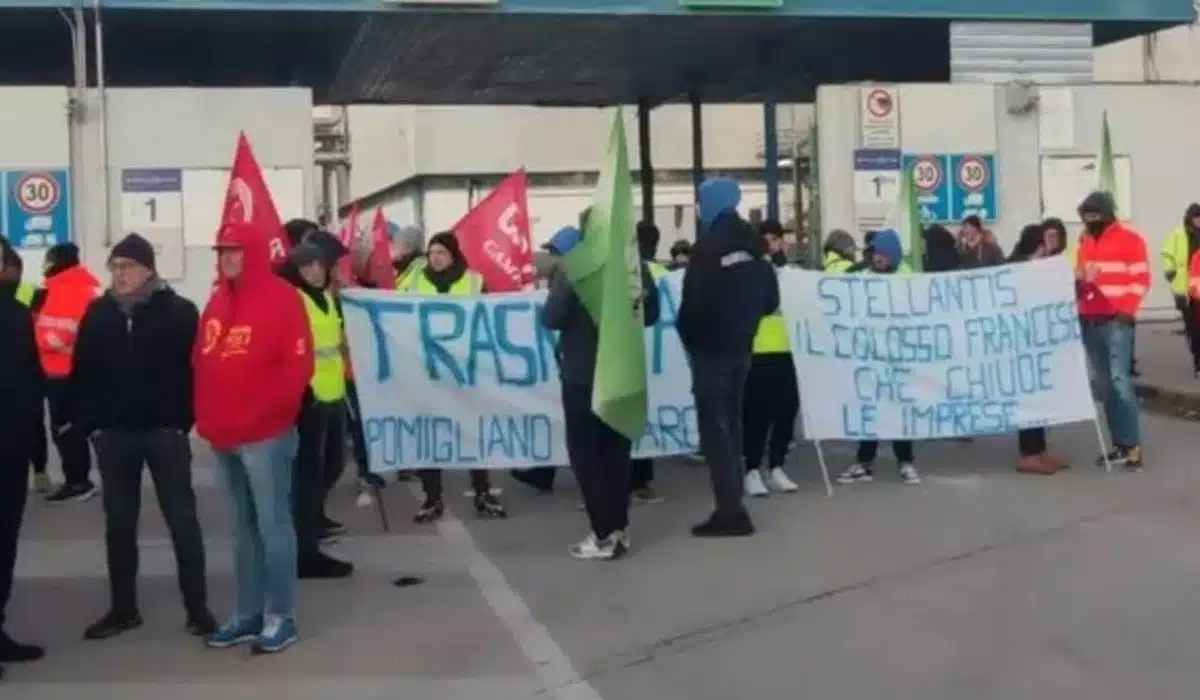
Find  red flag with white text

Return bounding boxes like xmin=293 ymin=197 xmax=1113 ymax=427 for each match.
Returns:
xmin=452 ymin=170 xmax=534 ymax=292
xmin=219 ymin=132 xmax=289 ymax=265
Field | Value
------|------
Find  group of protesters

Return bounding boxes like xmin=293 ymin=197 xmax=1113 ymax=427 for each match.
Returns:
xmin=0 ymin=168 xmax=1167 ymax=674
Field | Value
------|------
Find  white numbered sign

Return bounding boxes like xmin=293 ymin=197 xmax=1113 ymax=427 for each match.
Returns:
xmin=122 ymin=191 xmax=183 ymax=231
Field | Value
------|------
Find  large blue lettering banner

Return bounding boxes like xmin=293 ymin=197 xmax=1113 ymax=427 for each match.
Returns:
xmin=780 ymin=257 xmax=1097 ymax=440
xmin=341 ymin=271 xmax=697 ymax=471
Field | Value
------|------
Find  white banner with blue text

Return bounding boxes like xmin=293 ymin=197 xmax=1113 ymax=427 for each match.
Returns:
xmin=341 ymin=271 xmax=696 ymax=471
xmin=780 ymin=257 xmax=1096 ymax=440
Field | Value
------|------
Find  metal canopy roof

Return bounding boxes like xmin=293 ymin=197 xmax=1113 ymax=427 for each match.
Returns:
xmin=0 ymin=6 xmax=1189 ymax=106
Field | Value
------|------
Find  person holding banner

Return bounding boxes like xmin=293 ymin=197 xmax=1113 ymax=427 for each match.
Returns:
xmin=821 ymin=229 xmax=858 ymax=273
xmin=1075 ymin=191 xmax=1149 ymax=470
xmin=836 ymin=229 xmax=922 ymax=486
xmin=196 ymin=222 xmax=313 ymax=654
xmin=279 ymin=242 xmax=355 ymax=579
xmin=678 ymin=177 xmax=779 ymax=538
xmin=632 ymin=221 xmax=668 ymax=505
xmin=404 ymin=232 xmax=507 ymax=522
xmin=1008 ymin=224 xmax=1070 ymax=474
xmin=391 ymin=225 xmax=427 ymax=291
xmin=742 ymin=224 xmax=802 ymax=498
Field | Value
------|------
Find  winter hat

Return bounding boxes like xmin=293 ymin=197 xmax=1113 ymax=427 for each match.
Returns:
xmin=289 ymin=241 xmax=325 ymax=268
xmin=697 ymin=177 xmax=741 ymax=230
xmin=109 ymin=233 xmax=156 ymax=271
xmin=45 ymin=242 xmax=80 ymax=269
xmin=307 ymin=230 xmax=349 ymax=265
xmin=426 ymin=231 xmax=465 ymax=264
xmin=823 ymin=229 xmax=855 ymax=257
xmin=392 ymin=225 xmax=425 ymax=254
xmin=1077 ymin=190 xmax=1116 ymax=218
xmin=872 ymin=229 xmax=904 ymax=268
xmin=284 ymin=218 xmax=321 ymax=247
xmin=547 ymin=226 xmax=582 ymax=256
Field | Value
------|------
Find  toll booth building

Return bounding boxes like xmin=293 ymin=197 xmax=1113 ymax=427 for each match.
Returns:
xmin=0 ymin=0 xmax=1190 ymax=305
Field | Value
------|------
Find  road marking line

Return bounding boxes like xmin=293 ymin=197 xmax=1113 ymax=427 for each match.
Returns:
xmin=420 ymin=486 xmax=603 ymax=700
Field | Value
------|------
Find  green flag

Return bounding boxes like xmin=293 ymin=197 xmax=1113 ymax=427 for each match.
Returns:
xmin=1097 ymin=110 xmax=1117 ymax=208
xmin=561 ymin=108 xmax=648 ymax=440
xmin=887 ymin=161 xmax=924 ymax=271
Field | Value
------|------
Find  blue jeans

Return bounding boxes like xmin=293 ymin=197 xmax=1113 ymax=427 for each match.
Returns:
xmin=1082 ymin=319 xmax=1141 ymax=447
xmin=214 ymin=430 xmax=298 ymax=619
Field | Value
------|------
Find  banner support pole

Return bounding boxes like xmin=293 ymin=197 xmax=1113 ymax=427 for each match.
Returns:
xmin=813 ymin=440 xmax=834 ymax=497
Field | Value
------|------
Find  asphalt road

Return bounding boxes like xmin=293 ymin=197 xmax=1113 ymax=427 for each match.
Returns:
xmin=7 ymin=413 xmax=1200 ymax=700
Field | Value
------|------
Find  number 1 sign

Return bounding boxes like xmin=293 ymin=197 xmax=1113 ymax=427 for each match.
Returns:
xmin=119 ymin=168 xmax=186 ymax=279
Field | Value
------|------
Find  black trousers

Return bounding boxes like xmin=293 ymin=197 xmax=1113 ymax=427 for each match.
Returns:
xmin=345 ymin=380 xmax=371 ymax=479
xmin=94 ymin=430 xmax=207 ymax=615
xmin=418 ymin=469 xmax=491 ymax=501
xmin=631 ymin=459 xmax=654 ymax=490
xmin=30 ymin=418 xmax=47 ymax=476
xmin=0 ymin=444 xmax=30 ymax=629
xmin=562 ymin=381 xmax=631 ymax=539
xmin=513 ymin=466 xmax=557 ymax=490
xmin=294 ymin=400 xmax=344 ymax=557
xmin=742 ymin=353 xmax=799 ymax=472
xmin=47 ymin=378 xmax=92 ymax=485
xmin=857 ymin=440 xmax=914 ymax=464
xmin=1017 ymin=428 xmax=1047 ymax=456
xmin=691 ymin=354 xmax=752 ymax=517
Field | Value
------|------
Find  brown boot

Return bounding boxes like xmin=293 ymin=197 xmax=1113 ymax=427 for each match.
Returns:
xmin=1016 ymin=454 xmax=1058 ymax=475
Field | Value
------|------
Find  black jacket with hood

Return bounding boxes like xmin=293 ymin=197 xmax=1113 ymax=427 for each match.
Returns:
xmin=923 ymin=225 xmax=960 ymax=272
xmin=677 ymin=211 xmax=779 ymax=357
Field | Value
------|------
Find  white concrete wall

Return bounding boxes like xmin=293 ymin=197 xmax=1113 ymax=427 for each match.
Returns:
xmin=1094 ymin=24 xmax=1200 ymax=82
xmin=376 ymin=181 xmax=771 ymax=251
xmin=346 ymin=103 xmax=812 ymax=202
xmin=2 ymin=87 xmax=315 ymax=306
xmin=817 ymin=82 xmax=1200 ymax=318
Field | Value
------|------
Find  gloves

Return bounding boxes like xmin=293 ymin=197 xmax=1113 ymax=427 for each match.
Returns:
xmin=547 ymin=226 xmax=581 ymax=256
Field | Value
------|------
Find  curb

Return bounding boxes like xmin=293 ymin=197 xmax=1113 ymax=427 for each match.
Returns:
xmin=1135 ymin=381 xmax=1200 ymax=421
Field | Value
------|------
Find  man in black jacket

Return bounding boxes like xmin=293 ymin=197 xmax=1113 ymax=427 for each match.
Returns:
xmin=677 ymin=178 xmax=779 ymax=538
xmin=542 ymin=221 xmax=659 ymax=560
xmin=71 ymin=234 xmax=215 ymax=641
xmin=0 ymin=237 xmax=48 ymax=678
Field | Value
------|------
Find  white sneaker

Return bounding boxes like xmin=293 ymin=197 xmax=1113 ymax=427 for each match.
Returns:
xmin=569 ymin=532 xmax=627 ymax=560
xmin=899 ymin=463 xmax=921 ymax=485
xmin=745 ymin=470 xmax=769 ymax=497
xmin=767 ymin=467 xmax=799 ymax=493
xmin=837 ymin=464 xmax=874 ymax=484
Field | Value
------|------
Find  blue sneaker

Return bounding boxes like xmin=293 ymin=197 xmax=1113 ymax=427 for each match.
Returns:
xmin=204 ymin=616 xmax=262 ymax=649
xmin=251 ymin=617 xmax=298 ymax=654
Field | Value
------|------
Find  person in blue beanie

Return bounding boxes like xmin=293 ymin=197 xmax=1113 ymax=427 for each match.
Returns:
xmin=677 ymin=177 xmax=779 ymax=537
xmin=836 ymin=229 xmax=921 ymax=487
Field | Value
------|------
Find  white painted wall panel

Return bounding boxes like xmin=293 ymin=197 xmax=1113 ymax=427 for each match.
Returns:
xmin=73 ymin=87 xmax=314 ymax=305
xmin=817 ymin=82 xmax=1200 ymax=318
xmin=1093 ymin=24 xmax=1200 ymax=82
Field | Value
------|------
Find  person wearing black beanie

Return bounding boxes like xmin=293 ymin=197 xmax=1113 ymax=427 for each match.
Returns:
xmin=71 ymin=232 xmax=215 ymax=640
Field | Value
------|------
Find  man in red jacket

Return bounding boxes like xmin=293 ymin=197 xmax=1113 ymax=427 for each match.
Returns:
xmin=194 ymin=222 xmax=313 ymax=655
xmin=1075 ymin=191 xmax=1149 ymax=470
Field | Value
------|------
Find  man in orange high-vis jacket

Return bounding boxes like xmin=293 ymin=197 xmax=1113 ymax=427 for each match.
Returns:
xmin=1075 ymin=191 xmax=1149 ymax=471
xmin=36 ymin=243 xmax=101 ymax=503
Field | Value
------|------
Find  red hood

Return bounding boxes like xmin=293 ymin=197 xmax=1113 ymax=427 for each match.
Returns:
xmin=216 ymin=222 xmax=276 ymax=290
xmin=45 ymin=264 xmax=99 ymax=290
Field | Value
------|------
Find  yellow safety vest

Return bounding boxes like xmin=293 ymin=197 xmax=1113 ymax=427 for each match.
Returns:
xmin=752 ymin=260 xmax=790 ymax=355
xmin=15 ymin=281 xmax=36 ymax=307
xmin=822 ymin=251 xmax=855 ymax=274
xmin=647 ymin=261 xmax=668 ymax=280
xmin=409 ymin=270 xmax=483 ymax=295
xmin=394 ymin=257 xmax=427 ymax=291
xmin=1161 ymin=225 xmax=1190 ymax=297
xmin=299 ymin=290 xmax=347 ymax=402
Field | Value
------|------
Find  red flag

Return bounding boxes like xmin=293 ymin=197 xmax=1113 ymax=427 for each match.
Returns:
xmin=452 ymin=170 xmax=534 ymax=293
xmin=220 ymin=132 xmax=289 ymax=265
xmin=365 ymin=209 xmax=397 ymax=288
xmin=334 ymin=204 xmax=359 ymax=284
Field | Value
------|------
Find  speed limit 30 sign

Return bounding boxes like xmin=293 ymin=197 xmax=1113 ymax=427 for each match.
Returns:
xmin=13 ymin=172 xmax=61 ymax=214
xmin=956 ymin=156 xmax=990 ymax=192
xmin=909 ymin=156 xmax=943 ymax=193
